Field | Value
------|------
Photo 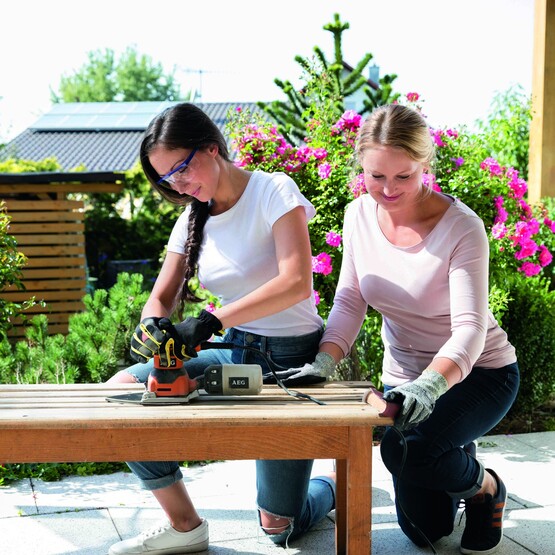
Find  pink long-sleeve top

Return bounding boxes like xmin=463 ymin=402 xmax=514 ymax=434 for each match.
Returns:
xmin=321 ymin=194 xmax=516 ymax=386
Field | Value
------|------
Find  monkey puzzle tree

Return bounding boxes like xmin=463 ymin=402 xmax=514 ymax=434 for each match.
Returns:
xmin=258 ymin=13 xmax=400 ymax=144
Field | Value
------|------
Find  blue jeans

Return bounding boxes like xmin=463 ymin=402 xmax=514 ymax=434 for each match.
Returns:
xmin=124 ymin=327 xmax=335 ymax=544
xmin=380 ymin=362 xmax=520 ymax=546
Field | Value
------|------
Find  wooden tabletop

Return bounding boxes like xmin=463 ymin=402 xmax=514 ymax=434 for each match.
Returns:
xmin=0 ymin=382 xmax=392 ymax=463
xmin=0 ymin=382 xmax=389 ymax=429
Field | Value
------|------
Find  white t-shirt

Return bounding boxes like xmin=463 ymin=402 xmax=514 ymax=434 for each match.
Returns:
xmin=167 ymin=171 xmax=323 ymax=336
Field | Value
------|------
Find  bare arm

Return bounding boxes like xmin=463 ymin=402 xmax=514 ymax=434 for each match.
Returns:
xmin=139 ymin=252 xmax=186 ymax=320
xmin=213 ymin=206 xmax=313 ymax=328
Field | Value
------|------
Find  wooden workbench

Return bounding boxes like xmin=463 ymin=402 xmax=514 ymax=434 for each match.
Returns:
xmin=0 ymin=382 xmax=392 ymax=554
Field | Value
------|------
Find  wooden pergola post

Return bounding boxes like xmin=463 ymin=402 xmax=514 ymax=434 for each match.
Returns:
xmin=528 ymin=0 xmax=555 ymax=203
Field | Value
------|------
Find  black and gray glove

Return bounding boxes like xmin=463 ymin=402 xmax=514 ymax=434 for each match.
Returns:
xmin=273 ymin=352 xmax=336 ymax=386
xmin=129 ymin=317 xmax=165 ymax=364
xmin=169 ymin=310 xmax=224 ymax=360
xmin=383 ymin=370 xmax=448 ymax=431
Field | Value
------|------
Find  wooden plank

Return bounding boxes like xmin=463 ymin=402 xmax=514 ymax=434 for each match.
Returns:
xmin=23 ymin=255 xmax=86 ymax=267
xmin=22 ymin=301 xmax=85 ymax=313
xmin=12 ymin=311 xmax=75 ymax=324
xmin=335 ymin=458 xmax=347 ymax=554
xmin=21 ymin=245 xmax=85 ymax=256
xmin=0 ymin=290 xmax=85 ymax=301
xmin=14 ymin=235 xmax=85 ymax=245
xmin=5 ymin=279 xmax=86 ymax=291
xmin=11 ymin=222 xmax=85 ymax=233
xmin=345 ymin=426 xmax=373 ymax=554
xmin=0 ymin=425 xmax=351 ymax=463
xmin=22 ymin=268 xmax=84 ymax=279
xmin=4 ymin=199 xmax=83 ymax=211
xmin=9 ymin=211 xmax=85 ymax=222
xmin=528 ymin=0 xmax=555 ymax=201
xmin=7 ymin=322 xmax=69 ymax=338
xmin=0 ymin=183 xmax=123 ymax=194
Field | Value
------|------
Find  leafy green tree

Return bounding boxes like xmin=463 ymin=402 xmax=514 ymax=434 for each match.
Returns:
xmin=475 ymin=84 xmax=531 ymax=180
xmin=51 ymin=46 xmax=184 ymax=103
xmin=258 ymin=13 xmax=400 ymax=144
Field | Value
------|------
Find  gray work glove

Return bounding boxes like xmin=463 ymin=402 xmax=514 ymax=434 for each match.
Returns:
xmin=383 ymin=370 xmax=448 ymax=431
xmin=273 ymin=352 xmax=336 ymax=386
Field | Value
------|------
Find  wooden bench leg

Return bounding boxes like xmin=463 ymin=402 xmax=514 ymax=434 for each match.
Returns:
xmin=335 ymin=458 xmax=347 ymax=554
xmin=335 ymin=426 xmax=373 ymax=555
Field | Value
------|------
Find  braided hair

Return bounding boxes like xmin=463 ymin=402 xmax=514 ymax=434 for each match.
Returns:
xmin=140 ymin=103 xmax=231 ymax=313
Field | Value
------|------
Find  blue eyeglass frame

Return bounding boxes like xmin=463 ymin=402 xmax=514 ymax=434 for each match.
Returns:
xmin=156 ymin=148 xmax=198 ymax=186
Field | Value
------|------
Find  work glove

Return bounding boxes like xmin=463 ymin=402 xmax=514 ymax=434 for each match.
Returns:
xmin=169 ymin=309 xmax=224 ymax=360
xmin=383 ymin=370 xmax=449 ymax=431
xmin=129 ymin=317 xmax=165 ymax=364
xmin=272 ymin=352 xmax=336 ymax=386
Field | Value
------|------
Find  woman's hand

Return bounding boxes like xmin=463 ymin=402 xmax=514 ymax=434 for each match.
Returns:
xmin=383 ymin=370 xmax=448 ymax=431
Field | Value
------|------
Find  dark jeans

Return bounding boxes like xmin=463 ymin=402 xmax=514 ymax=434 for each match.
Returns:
xmin=125 ymin=326 xmax=335 ymax=544
xmin=380 ymin=363 xmax=520 ymax=546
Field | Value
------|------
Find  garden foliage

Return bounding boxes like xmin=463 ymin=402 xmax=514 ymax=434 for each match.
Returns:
xmin=227 ymin=85 xmax=555 ymax=414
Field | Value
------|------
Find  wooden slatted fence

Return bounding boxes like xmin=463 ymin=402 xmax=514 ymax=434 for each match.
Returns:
xmin=0 ymin=174 xmax=124 ymax=339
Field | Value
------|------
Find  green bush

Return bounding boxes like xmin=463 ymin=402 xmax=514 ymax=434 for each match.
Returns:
xmin=501 ymin=276 xmax=555 ymax=414
xmin=0 ymin=273 xmax=149 ymax=385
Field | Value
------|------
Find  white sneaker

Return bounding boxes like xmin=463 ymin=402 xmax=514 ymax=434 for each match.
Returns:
xmin=109 ymin=519 xmax=209 ymax=554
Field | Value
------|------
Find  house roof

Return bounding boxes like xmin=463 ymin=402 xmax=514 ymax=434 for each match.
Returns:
xmin=0 ymin=101 xmax=264 ymax=172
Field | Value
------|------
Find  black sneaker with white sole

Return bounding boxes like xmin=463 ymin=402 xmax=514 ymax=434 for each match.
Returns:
xmin=460 ymin=469 xmax=507 ymax=554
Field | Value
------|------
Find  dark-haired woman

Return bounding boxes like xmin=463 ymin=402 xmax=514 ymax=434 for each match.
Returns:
xmin=107 ymin=103 xmax=335 ymax=555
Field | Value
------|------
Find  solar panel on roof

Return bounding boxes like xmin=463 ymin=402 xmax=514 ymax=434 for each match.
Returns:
xmin=30 ymin=102 xmax=182 ymax=131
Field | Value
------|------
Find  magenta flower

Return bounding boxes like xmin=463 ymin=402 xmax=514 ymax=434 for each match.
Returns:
xmin=334 ymin=110 xmax=363 ymax=132
xmin=544 ymin=217 xmax=555 ymax=233
xmin=480 ymin=157 xmax=504 ymax=176
xmin=205 ymin=302 xmax=216 ymax=313
xmin=406 ymin=92 xmax=420 ymax=102
xmin=312 ymin=252 xmax=333 ymax=275
xmin=313 ymin=290 xmax=321 ymax=306
xmin=492 ymin=222 xmax=507 ymax=239
xmin=514 ymin=238 xmax=539 ymax=260
xmin=431 ymin=129 xmax=446 ymax=147
xmin=518 ymin=262 xmax=541 ymax=277
xmin=349 ymin=173 xmax=366 ymax=198
xmin=318 ymin=163 xmax=332 ymax=179
xmin=422 ymin=173 xmax=441 ymax=192
xmin=538 ymin=245 xmax=553 ymax=267
xmin=325 ymin=231 xmax=342 ymax=247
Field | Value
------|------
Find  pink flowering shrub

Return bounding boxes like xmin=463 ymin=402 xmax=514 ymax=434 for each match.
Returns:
xmin=432 ymin=128 xmax=555 ymax=284
xmin=229 ymin=94 xmax=555 ymax=320
xmin=228 ymin=90 xmax=555 ymax=405
xmin=227 ymin=102 xmax=362 ymax=316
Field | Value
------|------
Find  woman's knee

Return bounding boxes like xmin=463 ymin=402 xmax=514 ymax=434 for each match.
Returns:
xmin=106 ymin=370 xmax=137 ymax=384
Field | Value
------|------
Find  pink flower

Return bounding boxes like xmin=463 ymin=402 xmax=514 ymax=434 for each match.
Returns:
xmin=349 ymin=173 xmax=366 ymax=198
xmin=491 ymin=222 xmax=507 ymax=239
xmin=312 ymin=252 xmax=333 ymax=275
xmin=538 ymin=245 xmax=553 ymax=267
xmin=406 ymin=92 xmax=420 ymax=102
xmin=518 ymin=262 xmax=541 ymax=277
xmin=480 ymin=157 xmax=504 ymax=176
xmin=334 ymin=110 xmax=363 ymax=132
xmin=205 ymin=303 xmax=216 ymax=313
xmin=431 ymin=129 xmax=446 ymax=147
xmin=313 ymin=290 xmax=321 ymax=305
xmin=325 ymin=231 xmax=342 ymax=247
xmin=318 ymin=163 xmax=332 ymax=179
xmin=422 ymin=173 xmax=441 ymax=192
xmin=544 ymin=217 xmax=555 ymax=233
xmin=514 ymin=238 xmax=539 ymax=260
